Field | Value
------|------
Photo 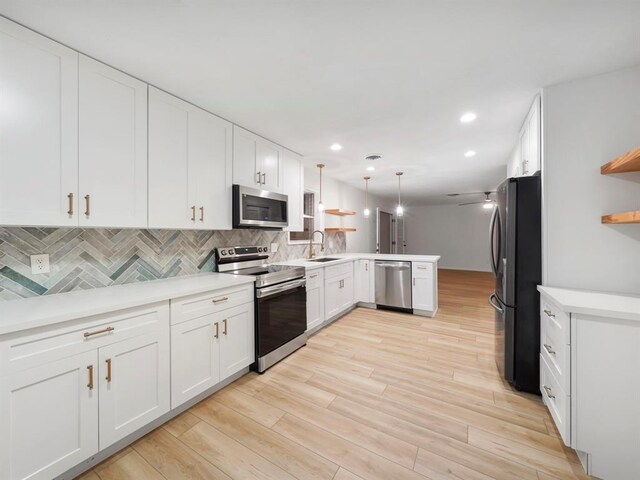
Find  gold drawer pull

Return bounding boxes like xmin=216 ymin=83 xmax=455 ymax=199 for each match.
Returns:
xmin=223 ymin=319 xmax=228 ymax=335
xmin=67 ymin=193 xmax=74 ymax=216
xmin=543 ymin=385 xmax=555 ymax=399
xmin=200 ymin=206 xmax=204 ymax=222
xmin=191 ymin=205 xmax=196 ymax=221
xmin=87 ymin=365 xmax=94 ymax=390
xmin=416 ymin=265 xmax=428 ymax=270
xmin=84 ymin=326 xmax=114 ymax=338
xmin=212 ymin=296 xmax=229 ymax=304
xmin=84 ymin=194 xmax=91 ymax=217
xmin=214 ymin=322 xmax=219 ymax=339
xmin=105 ymin=358 xmax=112 ymax=382
xmin=310 ymin=274 xmax=318 ymax=279
xmin=543 ymin=343 xmax=556 ymax=355
xmin=543 ymin=309 xmax=556 ymax=319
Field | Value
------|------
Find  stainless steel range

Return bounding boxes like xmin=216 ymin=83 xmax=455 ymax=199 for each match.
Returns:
xmin=215 ymin=245 xmax=307 ymax=372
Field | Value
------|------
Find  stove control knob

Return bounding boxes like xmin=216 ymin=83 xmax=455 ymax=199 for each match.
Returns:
xmin=220 ymin=250 xmax=226 ymax=256
xmin=228 ymin=249 xmax=235 ymax=255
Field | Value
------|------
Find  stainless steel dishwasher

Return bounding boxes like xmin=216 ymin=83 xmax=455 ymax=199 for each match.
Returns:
xmin=375 ymin=260 xmax=412 ymax=310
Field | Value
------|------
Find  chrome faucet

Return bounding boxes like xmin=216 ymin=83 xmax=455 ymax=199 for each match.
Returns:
xmin=308 ymin=230 xmax=325 ymax=259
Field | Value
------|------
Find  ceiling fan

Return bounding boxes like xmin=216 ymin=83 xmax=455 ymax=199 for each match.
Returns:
xmin=448 ymin=191 xmax=496 ymax=208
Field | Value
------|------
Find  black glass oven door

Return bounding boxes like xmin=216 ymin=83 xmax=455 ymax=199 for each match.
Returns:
xmin=256 ymin=283 xmax=307 ymax=357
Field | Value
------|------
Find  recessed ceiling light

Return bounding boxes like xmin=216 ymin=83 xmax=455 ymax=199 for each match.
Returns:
xmin=460 ymin=112 xmax=477 ymax=123
xmin=366 ymin=166 xmax=375 ymax=172
xmin=465 ymin=150 xmax=476 ymax=157
xmin=330 ymin=143 xmax=342 ymax=151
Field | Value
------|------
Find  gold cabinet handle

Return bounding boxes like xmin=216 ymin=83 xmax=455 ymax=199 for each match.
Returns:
xmin=84 ymin=326 xmax=114 ymax=338
xmin=191 ymin=206 xmax=196 ymax=221
xmin=105 ymin=358 xmax=112 ymax=382
xmin=223 ymin=319 xmax=228 ymax=335
xmin=309 ymin=274 xmax=318 ymax=279
xmin=261 ymin=172 xmax=266 ymax=184
xmin=543 ymin=343 xmax=556 ymax=355
xmin=200 ymin=206 xmax=204 ymax=222
xmin=87 ymin=365 xmax=94 ymax=390
xmin=543 ymin=309 xmax=556 ymax=319
xmin=67 ymin=193 xmax=74 ymax=216
xmin=413 ymin=277 xmax=416 ymax=286
xmin=543 ymin=385 xmax=555 ymax=399
xmin=214 ymin=322 xmax=219 ymax=339
xmin=84 ymin=194 xmax=91 ymax=217
xmin=256 ymin=171 xmax=262 ymax=184
xmin=212 ymin=296 xmax=229 ymax=304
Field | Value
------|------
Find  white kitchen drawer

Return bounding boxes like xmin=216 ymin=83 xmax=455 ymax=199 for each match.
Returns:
xmin=0 ymin=302 xmax=169 ymax=376
xmin=170 ymin=283 xmax=254 ymax=325
xmin=541 ymin=326 xmax=571 ymax=392
xmin=306 ymin=269 xmax=324 ymax=289
xmin=412 ymin=262 xmax=433 ymax=277
xmin=540 ymin=294 xmax=570 ymax=345
xmin=325 ymin=261 xmax=353 ymax=279
xmin=541 ymin=353 xmax=571 ymax=446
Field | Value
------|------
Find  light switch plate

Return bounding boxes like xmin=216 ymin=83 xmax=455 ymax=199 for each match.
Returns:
xmin=271 ymin=243 xmax=279 ymax=253
xmin=30 ymin=254 xmax=50 ymax=275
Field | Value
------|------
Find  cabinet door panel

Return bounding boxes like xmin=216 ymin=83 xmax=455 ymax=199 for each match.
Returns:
xmin=232 ymin=126 xmax=259 ymax=187
xmin=98 ymin=331 xmax=170 ymax=449
xmin=219 ymin=304 xmax=255 ymax=379
xmin=257 ymin=141 xmax=281 ymax=192
xmin=171 ymin=315 xmax=220 ymax=408
xmin=0 ymin=18 xmax=79 ymax=226
xmin=79 ymin=55 xmax=147 ymax=228
xmin=191 ymin=109 xmax=233 ymax=230
xmin=340 ymin=274 xmax=354 ymax=312
xmin=0 ymin=350 xmax=98 ymax=480
xmin=148 ymin=87 xmax=193 ymax=229
xmin=355 ymin=260 xmax=371 ymax=303
xmin=324 ymin=278 xmax=341 ymax=319
xmin=282 ymin=149 xmax=304 ymax=232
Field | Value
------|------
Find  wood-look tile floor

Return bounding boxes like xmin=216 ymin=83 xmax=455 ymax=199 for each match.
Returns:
xmin=78 ymin=269 xmax=591 ymax=480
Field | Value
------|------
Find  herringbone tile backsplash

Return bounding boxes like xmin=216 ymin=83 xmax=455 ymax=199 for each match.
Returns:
xmin=0 ymin=227 xmax=345 ymax=302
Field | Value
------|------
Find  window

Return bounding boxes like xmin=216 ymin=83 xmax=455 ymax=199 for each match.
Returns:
xmin=289 ymin=191 xmax=316 ymax=242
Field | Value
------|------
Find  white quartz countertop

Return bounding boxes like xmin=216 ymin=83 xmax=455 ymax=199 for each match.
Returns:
xmin=0 ymin=273 xmax=255 ymax=336
xmin=538 ymin=286 xmax=640 ymax=322
xmin=274 ymin=253 xmax=441 ymax=270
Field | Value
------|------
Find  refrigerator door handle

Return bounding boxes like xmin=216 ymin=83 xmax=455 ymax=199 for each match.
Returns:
xmin=489 ymin=292 xmax=504 ymax=314
xmin=489 ymin=206 xmax=501 ymax=277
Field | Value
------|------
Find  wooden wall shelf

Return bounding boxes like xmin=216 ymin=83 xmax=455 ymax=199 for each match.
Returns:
xmin=325 ymin=209 xmax=356 ymax=216
xmin=601 ymin=147 xmax=640 ymax=174
xmin=601 ymin=210 xmax=640 ymax=224
xmin=325 ymin=227 xmax=357 ymax=233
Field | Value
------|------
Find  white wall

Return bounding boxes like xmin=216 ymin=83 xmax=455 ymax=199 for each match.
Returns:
xmin=303 ymin=165 xmax=387 ymax=253
xmin=404 ymin=204 xmax=492 ymax=272
xmin=543 ymin=64 xmax=640 ymax=294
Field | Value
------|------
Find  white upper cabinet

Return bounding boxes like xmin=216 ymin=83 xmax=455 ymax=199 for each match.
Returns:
xmin=149 ymin=87 xmax=233 ymax=230
xmin=509 ymin=95 xmax=541 ymax=178
xmin=233 ymin=126 xmax=282 ymax=192
xmin=79 ymin=55 xmax=148 ymax=228
xmin=0 ymin=18 xmax=79 ymax=227
xmin=282 ymin=149 xmax=304 ymax=232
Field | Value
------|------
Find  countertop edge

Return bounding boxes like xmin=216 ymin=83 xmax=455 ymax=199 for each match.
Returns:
xmin=538 ymin=285 xmax=640 ymax=322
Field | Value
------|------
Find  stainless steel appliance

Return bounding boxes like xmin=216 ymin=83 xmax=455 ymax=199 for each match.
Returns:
xmin=375 ymin=260 xmax=412 ymax=311
xmin=489 ymin=174 xmax=541 ymax=393
xmin=232 ymin=185 xmax=288 ymax=229
xmin=216 ymin=245 xmax=306 ymax=372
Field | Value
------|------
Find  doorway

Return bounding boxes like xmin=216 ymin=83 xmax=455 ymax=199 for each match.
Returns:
xmin=376 ymin=208 xmax=393 ymax=254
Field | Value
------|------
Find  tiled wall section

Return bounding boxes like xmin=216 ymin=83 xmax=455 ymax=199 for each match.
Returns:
xmin=0 ymin=227 xmax=345 ymax=302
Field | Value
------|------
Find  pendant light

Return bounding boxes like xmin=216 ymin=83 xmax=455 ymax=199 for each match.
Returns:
xmin=363 ymin=176 xmax=371 ymax=218
xmin=396 ymin=172 xmax=404 ymax=217
xmin=317 ymin=164 xmax=325 ymax=211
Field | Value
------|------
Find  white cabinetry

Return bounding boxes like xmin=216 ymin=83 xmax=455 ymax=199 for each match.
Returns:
xmin=233 ymin=126 xmax=282 ymax=192
xmin=355 ymin=259 xmax=375 ymax=304
xmin=149 ymin=87 xmax=233 ymax=230
xmin=79 ymin=55 xmax=148 ymax=228
xmin=282 ymin=149 xmax=304 ymax=232
xmin=0 ymin=351 xmax=98 ymax=480
xmin=324 ymin=262 xmax=354 ymax=320
xmin=170 ymin=285 xmax=255 ymax=408
xmin=0 ymin=17 xmax=79 ymax=227
xmin=412 ymin=261 xmax=437 ymax=316
xmin=306 ymin=269 xmax=325 ymax=331
xmin=508 ymin=95 xmax=541 ymax=178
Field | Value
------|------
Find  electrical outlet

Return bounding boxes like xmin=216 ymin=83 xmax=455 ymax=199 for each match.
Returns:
xmin=271 ymin=243 xmax=279 ymax=253
xmin=30 ymin=254 xmax=50 ymax=275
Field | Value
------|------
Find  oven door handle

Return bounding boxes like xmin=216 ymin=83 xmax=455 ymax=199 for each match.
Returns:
xmin=256 ymin=278 xmax=307 ymax=299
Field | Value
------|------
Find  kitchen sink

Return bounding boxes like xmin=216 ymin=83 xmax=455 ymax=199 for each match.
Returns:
xmin=308 ymin=257 xmax=340 ymax=263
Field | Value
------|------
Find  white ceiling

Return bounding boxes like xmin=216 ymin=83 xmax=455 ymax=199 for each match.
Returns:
xmin=2 ymin=1 xmax=640 ymax=205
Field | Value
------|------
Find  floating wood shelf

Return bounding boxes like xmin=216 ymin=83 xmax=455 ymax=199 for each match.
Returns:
xmin=325 ymin=227 xmax=357 ymax=233
xmin=601 ymin=210 xmax=640 ymax=224
xmin=601 ymin=147 xmax=640 ymax=174
xmin=325 ymin=209 xmax=357 ymax=216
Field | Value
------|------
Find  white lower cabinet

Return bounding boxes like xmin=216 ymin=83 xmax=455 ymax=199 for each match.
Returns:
xmin=170 ymin=299 xmax=254 ymax=408
xmin=306 ymin=269 xmax=325 ymax=331
xmin=412 ymin=261 xmax=437 ymax=315
xmin=0 ymin=350 xmax=98 ymax=480
xmin=324 ymin=262 xmax=354 ymax=320
xmin=355 ymin=259 xmax=375 ymax=303
xmin=98 ymin=332 xmax=170 ymax=449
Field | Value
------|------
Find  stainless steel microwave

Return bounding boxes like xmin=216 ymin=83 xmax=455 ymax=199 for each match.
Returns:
xmin=232 ymin=185 xmax=288 ymax=229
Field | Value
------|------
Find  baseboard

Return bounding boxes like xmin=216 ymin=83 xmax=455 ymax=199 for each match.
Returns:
xmin=414 ymin=308 xmax=437 ymax=317
xmin=56 ymin=367 xmax=249 ymax=480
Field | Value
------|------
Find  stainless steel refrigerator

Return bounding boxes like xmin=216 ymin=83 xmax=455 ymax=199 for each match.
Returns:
xmin=489 ymin=174 xmax=541 ymax=393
